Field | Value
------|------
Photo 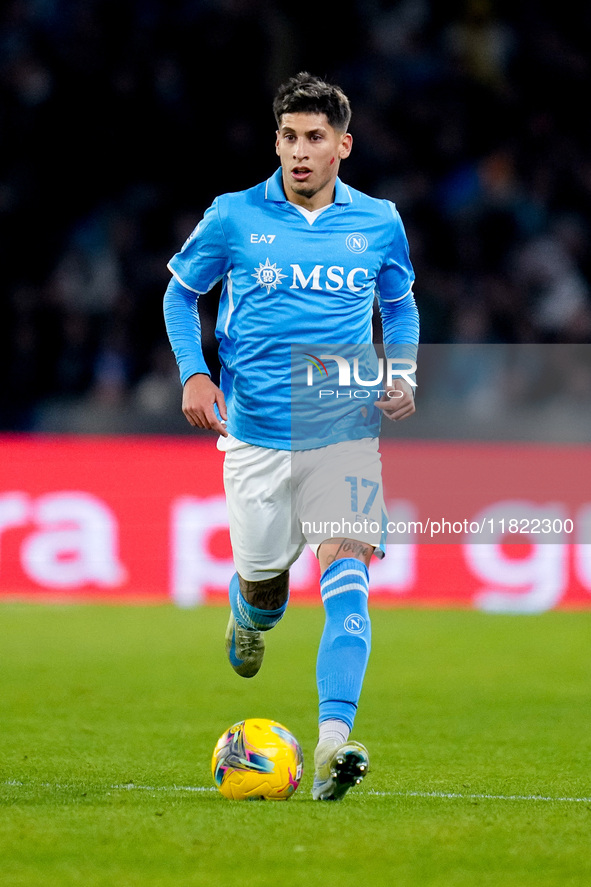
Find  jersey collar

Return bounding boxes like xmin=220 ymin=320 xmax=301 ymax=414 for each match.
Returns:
xmin=264 ymin=167 xmax=352 ymax=205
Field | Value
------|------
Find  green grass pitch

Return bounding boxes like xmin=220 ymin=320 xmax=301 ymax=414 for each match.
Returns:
xmin=1 ymin=602 xmax=590 ymax=886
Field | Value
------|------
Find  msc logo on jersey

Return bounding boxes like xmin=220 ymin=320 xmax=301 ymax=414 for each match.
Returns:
xmin=346 ymin=233 xmax=368 ymax=253
xmin=252 ymin=258 xmax=287 ymax=293
xmin=290 ymin=264 xmax=369 ymax=293
xmin=253 ymin=260 xmax=370 ymax=294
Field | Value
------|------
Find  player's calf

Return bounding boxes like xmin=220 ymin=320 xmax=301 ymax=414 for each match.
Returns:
xmin=316 ymin=558 xmax=371 ymax=725
xmin=225 ymin=571 xmax=289 ymax=677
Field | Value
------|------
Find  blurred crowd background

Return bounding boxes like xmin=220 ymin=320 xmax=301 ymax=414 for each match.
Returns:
xmin=1 ymin=0 xmax=590 ymax=437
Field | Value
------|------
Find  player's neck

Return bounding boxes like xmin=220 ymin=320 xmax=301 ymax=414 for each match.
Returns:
xmin=282 ymin=177 xmax=336 ymax=212
xmin=288 ymin=192 xmax=334 ymax=211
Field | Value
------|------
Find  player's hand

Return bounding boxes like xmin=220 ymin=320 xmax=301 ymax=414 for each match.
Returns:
xmin=375 ymin=378 xmax=416 ymax=421
xmin=182 ymin=373 xmax=228 ymax=436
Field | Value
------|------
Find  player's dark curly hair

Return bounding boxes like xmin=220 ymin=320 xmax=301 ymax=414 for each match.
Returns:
xmin=273 ymin=72 xmax=351 ymax=132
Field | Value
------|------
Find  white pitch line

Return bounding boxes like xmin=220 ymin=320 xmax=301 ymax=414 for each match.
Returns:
xmin=367 ymin=790 xmax=591 ymax=803
xmin=1 ymin=780 xmax=216 ymax=793
xmin=112 ymin=784 xmax=217 ymax=793
xmin=3 ymin=781 xmax=590 ymax=803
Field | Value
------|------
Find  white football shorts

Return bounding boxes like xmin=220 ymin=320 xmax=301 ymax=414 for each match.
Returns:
xmin=217 ymin=433 xmax=387 ymax=581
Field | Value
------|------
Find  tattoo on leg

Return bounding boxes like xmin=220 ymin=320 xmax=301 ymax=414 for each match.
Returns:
xmin=238 ymin=570 xmax=289 ymax=609
xmin=324 ymin=538 xmax=373 ymax=566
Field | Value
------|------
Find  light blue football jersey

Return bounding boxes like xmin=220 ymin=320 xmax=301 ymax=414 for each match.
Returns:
xmin=166 ymin=167 xmax=417 ymax=449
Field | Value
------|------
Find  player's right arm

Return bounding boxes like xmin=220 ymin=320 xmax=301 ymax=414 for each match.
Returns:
xmin=163 ymin=275 xmax=228 ymax=436
xmin=164 ymin=198 xmax=231 ymax=435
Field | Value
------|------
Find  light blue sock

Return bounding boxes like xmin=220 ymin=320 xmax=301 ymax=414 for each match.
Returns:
xmin=316 ymin=558 xmax=371 ymax=731
xmin=229 ymin=573 xmax=288 ymax=631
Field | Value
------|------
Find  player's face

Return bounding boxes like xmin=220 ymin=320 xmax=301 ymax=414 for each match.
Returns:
xmin=275 ymin=112 xmax=352 ymax=209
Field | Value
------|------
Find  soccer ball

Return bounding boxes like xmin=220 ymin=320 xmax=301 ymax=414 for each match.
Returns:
xmin=211 ymin=717 xmax=304 ymax=800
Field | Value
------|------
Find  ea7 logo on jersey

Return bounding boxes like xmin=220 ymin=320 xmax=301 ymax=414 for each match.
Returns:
xmin=250 ymin=234 xmax=276 ymax=243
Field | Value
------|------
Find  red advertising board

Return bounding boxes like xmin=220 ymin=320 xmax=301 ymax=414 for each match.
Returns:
xmin=0 ymin=435 xmax=589 ymax=612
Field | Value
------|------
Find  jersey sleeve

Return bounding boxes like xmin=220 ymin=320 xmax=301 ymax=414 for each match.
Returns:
xmin=163 ymin=275 xmax=210 ymax=384
xmin=167 ymin=197 xmax=231 ymax=294
xmin=376 ymin=202 xmax=419 ymax=390
xmin=375 ymin=201 xmax=415 ymax=307
xmin=376 ymin=201 xmax=419 ymax=347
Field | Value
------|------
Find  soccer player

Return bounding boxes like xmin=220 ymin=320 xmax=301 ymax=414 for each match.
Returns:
xmin=164 ymin=72 xmax=419 ymax=800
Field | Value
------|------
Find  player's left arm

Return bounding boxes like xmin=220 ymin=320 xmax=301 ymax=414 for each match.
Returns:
xmin=377 ymin=288 xmax=419 ymax=421
xmin=375 ymin=375 xmax=416 ymax=421
xmin=376 ymin=204 xmax=419 ymax=421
